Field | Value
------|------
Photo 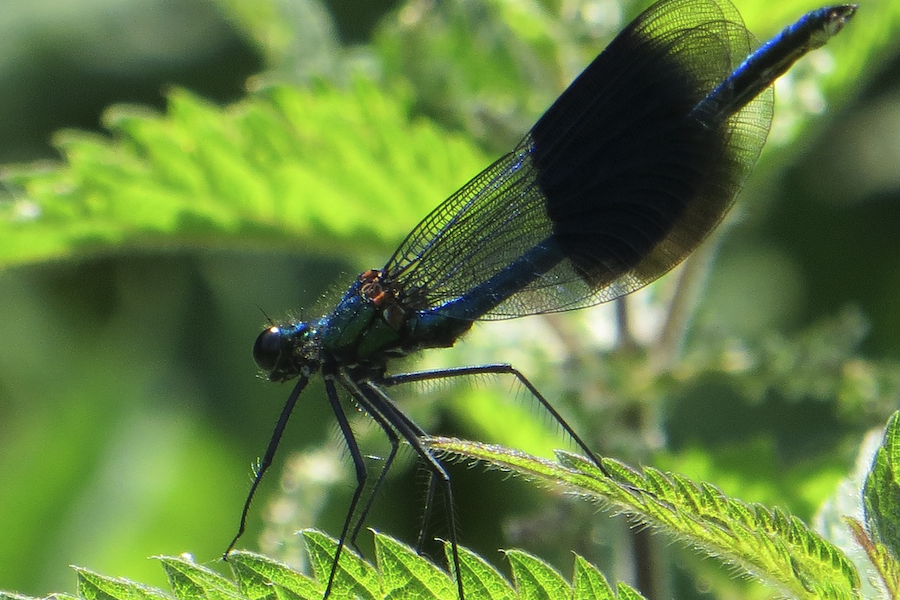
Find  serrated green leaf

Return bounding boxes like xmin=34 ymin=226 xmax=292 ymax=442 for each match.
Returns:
xmin=301 ymin=530 xmax=380 ymax=600
xmin=0 ymin=531 xmax=680 ymax=600
xmin=447 ymin=544 xmax=515 ymax=600
xmin=74 ymin=568 xmax=171 ymax=600
xmin=612 ymin=584 xmax=648 ymax=600
xmin=0 ymin=80 xmax=488 ymax=268
xmin=427 ymin=437 xmax=861 ymax=600
xmin=504 ymin=550 xmax=570 ymax=600
xmin=865 ymin=412 xmax=900 ymax=564
xmin=226 ymin=551 xmax=320 ymax=600
xmin=154 ymin=556 xmax=240 ymax=600
xmin=374 ymin=532 xmax=454 ymax=599
xmin=847 ymin=517 xmax=900 ymax=599
xmin=572 ymin=556 xmax=618 ymax=600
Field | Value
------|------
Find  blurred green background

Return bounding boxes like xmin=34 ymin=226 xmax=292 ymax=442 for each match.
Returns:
xmin=0 ymin=0 xmax=899 ymax=598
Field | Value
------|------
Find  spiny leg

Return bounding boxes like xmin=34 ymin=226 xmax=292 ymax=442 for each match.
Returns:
xmin=335 ymin=376 xmax=401 ymax=554
xmin=381 ymin=364 xmax=612 ymax=477
xmin=224 ymin=375 xmax=310 ymax=559
xmin=339 ymin=372 xmax=441 ymax=556
xmin=360 ymin=380 xmax=465 ymax=600
xmin=354 ymin=379 xmax=437 ymax=553
xmin=321 ymin=377 xmax=369 ymax=599
xmin=416 ymin=472 xmax=440 ymax=553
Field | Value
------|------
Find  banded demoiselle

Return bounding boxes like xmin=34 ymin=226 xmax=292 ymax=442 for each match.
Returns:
xmin=225 ymin=0 xmax=855 ymax=596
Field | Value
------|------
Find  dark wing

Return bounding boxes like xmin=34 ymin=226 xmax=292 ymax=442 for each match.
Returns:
xmin=383 ymin=0 xmax=772 ymax=319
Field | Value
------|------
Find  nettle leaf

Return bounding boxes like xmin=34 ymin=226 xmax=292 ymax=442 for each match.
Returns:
xmin=571 ymin=556 xmax=645 ymax=600
xmin=374 ymin=532 xmax=455 ymax=598
xmin=0 ymin=80 xmax=489 ymax=268
xmin=572 ymin=556 xmax=614 ymax=600
xmin=302 ymin=530 xmax=379 ymax=600
xmin=3 ymin=532 xmax=654 ymax=600
xmin=427 ymin=437 xmax=861 ymax=600
xmin=74 ymin=568 xmax=171 ymax=600
xmin=446 ymin=544 xmax=515 ymax=600
xmin=226 ymin=551 xmax=320 ymax=600
xmin=505 ymin=550 xmax=570 ymax=600
xmin=857 ymin=411 xmax=900 ymax=599
xmin=156 ymin=556 xmax=241 ymax=600
xmin=865 ymin=412 xmax=900 ymax=562
xmin=847 ymin=517 xmax=900 ymax=599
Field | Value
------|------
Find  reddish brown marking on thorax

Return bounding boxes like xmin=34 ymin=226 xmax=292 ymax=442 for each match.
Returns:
xmin=358 ymin=269 xmax=407 ymax=330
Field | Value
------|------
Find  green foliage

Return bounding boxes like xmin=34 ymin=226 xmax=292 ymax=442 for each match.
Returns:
xmin=855 ymin=413 xmax=900 ymax=598
xmin=865 ymin=413 xmax=900 ymax=557
xmin=428 ymin=437 xmax=862 ymax=599
xmin=8 ymin=409 xmax=900 ymax=599
xmin=5 ymin=532 xmax=652 ymax=600
xmin=847 ymin=519 xmax=900 ymax=600
xmin=2 ymin=0 xmax=897 ymax=269
xmin=0 ymin=80 xmax=488 ymax=267
xmin=680 ymin=307 xmax=900 ymax=420
xmin=1 ymin=0 xmax=899 ymax=598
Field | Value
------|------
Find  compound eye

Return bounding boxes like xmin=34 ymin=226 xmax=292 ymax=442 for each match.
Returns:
xmin=253 ymin=327 xmax=283 ymax=372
